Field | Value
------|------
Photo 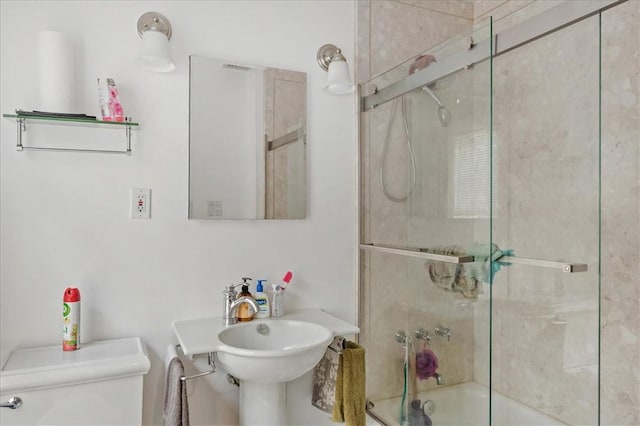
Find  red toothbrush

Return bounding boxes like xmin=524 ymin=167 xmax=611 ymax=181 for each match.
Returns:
xmin=282 ymin=271 xmax=293 ymax=290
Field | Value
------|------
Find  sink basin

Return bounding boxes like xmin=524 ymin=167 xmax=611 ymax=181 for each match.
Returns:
xmin=172 ymin=310 xmax=359 ymax=426
xmin=216 ymin=319 xmax=333 ymax=384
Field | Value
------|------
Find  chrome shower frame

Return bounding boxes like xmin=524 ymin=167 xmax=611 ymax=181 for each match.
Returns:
xmin=361 ymin=0 xmax=626 ymax=112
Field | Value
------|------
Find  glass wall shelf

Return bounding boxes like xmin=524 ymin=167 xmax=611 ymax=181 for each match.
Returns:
xmin=2 ymin=113 xmax=139 ymax=154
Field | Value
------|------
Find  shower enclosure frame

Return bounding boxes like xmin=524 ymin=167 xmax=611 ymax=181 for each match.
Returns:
xmin=361 ymin=0 xmax=625 ymax=112
xmin=357 ymin=0 xmax=628 ymax=424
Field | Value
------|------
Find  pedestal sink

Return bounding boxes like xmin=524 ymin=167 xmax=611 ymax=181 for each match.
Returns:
xmin=216 ymin=320 xmax=333 ymax=425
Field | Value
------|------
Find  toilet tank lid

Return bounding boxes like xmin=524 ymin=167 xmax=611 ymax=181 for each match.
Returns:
xmin=0 ymin=337 xmax=151 ymax=393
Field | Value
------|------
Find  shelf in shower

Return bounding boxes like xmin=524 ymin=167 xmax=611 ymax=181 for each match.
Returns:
xmin=360 ymin=244 xmax=588 ymax=273
xmin=360 ymin=243 xmax=475 ymax=264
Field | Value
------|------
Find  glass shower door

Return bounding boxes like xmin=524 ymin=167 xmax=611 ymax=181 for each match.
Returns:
xmin=489 ymin=10 xmax=601 ymax=426
xmin=360 ymin=2 xmax=611 ymax=424
xmin=360 ymin=18 xmax=493 ymax=425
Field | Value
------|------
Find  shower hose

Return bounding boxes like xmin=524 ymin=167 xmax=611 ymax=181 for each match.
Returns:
xmin=379 ymin=95 xmax=417 ymax=203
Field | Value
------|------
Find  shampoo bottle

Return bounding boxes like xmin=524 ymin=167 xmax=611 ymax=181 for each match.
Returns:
xmin=254 ymin=280 xmax=270 ymax=318
xmin=236 ymin=283 xmax=255 ymax=322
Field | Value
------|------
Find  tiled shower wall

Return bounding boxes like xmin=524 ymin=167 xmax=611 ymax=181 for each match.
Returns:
xmin=357 ymin=0 xmax=639 ymax=424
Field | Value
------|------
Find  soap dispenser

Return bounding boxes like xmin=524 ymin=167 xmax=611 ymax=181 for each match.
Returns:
xmin=236 ymin=278 xmax=255 ymax=322
xmin=254 ymin=280 xmax=270 ymax=318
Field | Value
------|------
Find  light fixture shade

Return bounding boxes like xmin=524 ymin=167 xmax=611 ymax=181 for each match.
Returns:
xmin=325 ymin=60 xmax=354 ymax=95
xmin=135 ymin=30 xmax=175 ymax=72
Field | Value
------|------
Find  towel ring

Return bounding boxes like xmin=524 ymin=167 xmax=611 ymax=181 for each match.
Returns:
xmin=327 ymin=336 xmax=346 ymax=353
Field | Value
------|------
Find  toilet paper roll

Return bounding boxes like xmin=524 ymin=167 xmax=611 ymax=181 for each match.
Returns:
xmin=37 ymin=30 xmax=76 ymax=113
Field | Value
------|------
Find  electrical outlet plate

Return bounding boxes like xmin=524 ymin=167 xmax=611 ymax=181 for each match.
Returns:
xmin=130 ymin=188 xmax=151 ymax=219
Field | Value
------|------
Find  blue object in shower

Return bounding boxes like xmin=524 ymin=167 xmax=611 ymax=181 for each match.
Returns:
xmin=490 ymin=248 xmax=513 ymax=282
xmin=465 ymin=243 xmax=514 ymax=283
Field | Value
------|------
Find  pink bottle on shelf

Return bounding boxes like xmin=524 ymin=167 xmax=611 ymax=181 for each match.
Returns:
xmin=107 ymin=78 xmax=124 ymax=122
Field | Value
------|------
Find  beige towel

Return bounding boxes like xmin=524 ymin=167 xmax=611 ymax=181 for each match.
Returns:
xmin=332 ymin=341 xmax=366 ymax=426
xmin=163 ymin=351 xmax=190 ymax=426
xmin=424 ymin=245 xmax=480 ymax=298
xmin=312 ymin=337 xmax=344 ymax=413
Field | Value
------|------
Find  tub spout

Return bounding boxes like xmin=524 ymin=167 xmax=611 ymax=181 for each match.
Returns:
xmin=434 ymin=373 xmax=445 ymax=386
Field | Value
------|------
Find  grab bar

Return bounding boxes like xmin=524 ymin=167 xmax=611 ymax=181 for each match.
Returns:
xmin=176 ymin=345 xmax=216 ymax=381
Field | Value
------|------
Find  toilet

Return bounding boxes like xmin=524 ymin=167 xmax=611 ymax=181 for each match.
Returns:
xmin=0 ymin=337 xmax=150 ymax=425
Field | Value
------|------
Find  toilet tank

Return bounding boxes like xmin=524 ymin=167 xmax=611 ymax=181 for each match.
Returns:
xmin=0 ymin=337 xmax=151 ymax=426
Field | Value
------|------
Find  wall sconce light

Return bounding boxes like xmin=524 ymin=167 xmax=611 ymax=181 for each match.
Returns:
xmin=135 ymin=12 xmax=175 ymax=72
xmin=317 ymin=44 xmax=355 ymax=95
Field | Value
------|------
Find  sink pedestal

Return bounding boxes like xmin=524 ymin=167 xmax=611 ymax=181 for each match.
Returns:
xmin=239 ymin=381 xmax=286 ymax=425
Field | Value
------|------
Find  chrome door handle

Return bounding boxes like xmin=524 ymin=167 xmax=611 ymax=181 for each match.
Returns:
xmin=1 ymin=396 xmax=22 ymax=409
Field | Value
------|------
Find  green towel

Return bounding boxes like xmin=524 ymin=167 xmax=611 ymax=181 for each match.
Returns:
xmin=332 ymin=341 xmax=366 ymax=425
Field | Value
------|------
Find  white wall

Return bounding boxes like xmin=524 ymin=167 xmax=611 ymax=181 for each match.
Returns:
xmin=0 ymin=1 xmax=357 ymax=425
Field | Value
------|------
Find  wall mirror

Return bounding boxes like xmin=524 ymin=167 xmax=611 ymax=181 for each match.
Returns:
xmin=189 ymin=55 xmax=307 ymax=220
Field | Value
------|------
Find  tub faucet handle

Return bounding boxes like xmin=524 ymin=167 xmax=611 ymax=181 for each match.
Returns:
xmin=394 ymin=330 xmax=409 ymax=344
xmin=434 ymin=326 xmax=452 ymax=341
xmin=414 ymin=328 xmax=431 ymax=345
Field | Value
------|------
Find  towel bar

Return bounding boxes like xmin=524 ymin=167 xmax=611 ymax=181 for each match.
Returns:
xmin=360 ymin=243 xmax=474 ymax=264
xmin=361 ymin=243 xmax=588 ymax=273
xmin=175 ymin=345 xmax=216 ymax=381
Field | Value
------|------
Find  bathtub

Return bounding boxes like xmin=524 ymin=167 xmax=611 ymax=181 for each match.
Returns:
xmin=368 ymin=382 xmax=566 ymax=425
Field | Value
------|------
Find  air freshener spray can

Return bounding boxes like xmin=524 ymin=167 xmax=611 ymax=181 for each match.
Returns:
xmin=63 ymin=287 xmax=80 ymax=351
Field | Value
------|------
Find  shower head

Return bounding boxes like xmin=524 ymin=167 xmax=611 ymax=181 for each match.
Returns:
xmin=422 ymin=85 xmax=451 ymax=127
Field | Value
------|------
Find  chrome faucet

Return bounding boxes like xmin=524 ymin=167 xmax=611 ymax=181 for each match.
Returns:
xmin=434 ymin=373 xmax=445 ymax=386
xmin=223 ymin=283 xmax=260 ymax=326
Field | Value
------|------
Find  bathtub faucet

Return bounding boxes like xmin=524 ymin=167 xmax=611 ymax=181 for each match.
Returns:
xmin=434 ymin=373 xmax=445 ymax=386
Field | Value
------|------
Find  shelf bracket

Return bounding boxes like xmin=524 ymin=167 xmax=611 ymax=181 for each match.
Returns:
xmin=125 ymin=120 xmax=132 ymax=154
xmin=16 ymin=118 xmax=25 ymax=151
